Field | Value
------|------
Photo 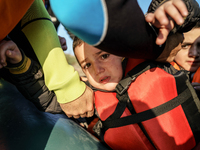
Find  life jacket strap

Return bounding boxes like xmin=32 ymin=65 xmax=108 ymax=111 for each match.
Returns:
xmin=115 ymin=61 xmax=160 ymax=95
xmin=103 ymin=87 xmax=191 ymax=129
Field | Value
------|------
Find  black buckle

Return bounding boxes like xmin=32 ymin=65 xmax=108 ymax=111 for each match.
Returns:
xmin=115 ymin=76 xmax=136 ymax=95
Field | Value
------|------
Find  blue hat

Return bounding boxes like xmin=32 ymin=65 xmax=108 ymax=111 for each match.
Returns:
xmin=50 ymin=0 xmax=108 ymax=45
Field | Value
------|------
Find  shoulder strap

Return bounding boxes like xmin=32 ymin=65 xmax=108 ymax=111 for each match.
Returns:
xmin=103 ymin=85 xmax=191 ymax=129
xmin=115 ymin=60 xmax=159 ymax=95
xmin=103 ymin=61 xmax=192 ymax=130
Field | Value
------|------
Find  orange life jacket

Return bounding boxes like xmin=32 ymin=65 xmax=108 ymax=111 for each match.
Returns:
xmin=192 ymin=67 xmax=200 ymax=83
xmin=171 ymin=61 xmax=200 ymax=83
xmin=95 ymin=59 xmax=200 ymax=150
xmin=0 ymin=0 xmax=34 ymax=41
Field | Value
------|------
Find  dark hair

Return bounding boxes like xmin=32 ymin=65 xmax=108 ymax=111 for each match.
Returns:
xmin=192 ymin=20 xmax=200 ymax=29
xmin=73 ymin=36 xmax=83 ymax=51
xmin=65 ymin=29 xmax=84 ymax=51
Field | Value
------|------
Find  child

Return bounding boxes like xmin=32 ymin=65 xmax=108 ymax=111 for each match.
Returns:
xmin=72 ymin=36 xmax=124 ymax=92
xmin=171 ymin=21 xmax=200 ymax=95
xmin=2 ymin=6 xmax=200 ymax=148
xmin=1 ymin=1 xmax=200 ymax=149
xmin=72 ymin=35 xmax=200 ymax=150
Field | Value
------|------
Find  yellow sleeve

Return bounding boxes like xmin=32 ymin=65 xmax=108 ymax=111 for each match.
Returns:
xmin=20 ymin=0 xmax=86 ymax=103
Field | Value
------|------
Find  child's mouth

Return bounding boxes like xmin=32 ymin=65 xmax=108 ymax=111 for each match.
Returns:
xmin=100 ymin=76 xmax=110 ymax=83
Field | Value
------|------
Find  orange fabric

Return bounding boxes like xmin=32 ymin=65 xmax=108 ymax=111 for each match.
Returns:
xmin=95 ymin=91 xmax=155 ymax=150
xmin=171 ymin=62 xmax=200 ymax=83
xmin=125 ymin=58 xmax=145 ymax=75
xmin=0 ymin=0 xmax=34 ymax=41
xmin=95 ymin=59 xmax=195 ymax=150
xmin=192 ymin=67 xmax=200 ymax=83
xmin=171 ymin=62 xmax=181 ymax=70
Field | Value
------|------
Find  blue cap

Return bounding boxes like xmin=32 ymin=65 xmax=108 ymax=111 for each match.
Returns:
xmin=50 ymin=0 xmax=108 ymax=45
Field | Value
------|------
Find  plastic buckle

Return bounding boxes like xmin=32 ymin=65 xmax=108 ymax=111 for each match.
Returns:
xmin=116 ymin=76 xmax=136 ymax=95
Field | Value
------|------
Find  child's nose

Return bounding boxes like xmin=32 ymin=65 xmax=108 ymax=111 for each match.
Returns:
xmin=93 ymin=63 xmax=104 ymax=75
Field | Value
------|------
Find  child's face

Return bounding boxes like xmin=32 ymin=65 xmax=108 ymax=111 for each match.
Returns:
xmin=75 ymin=42 xmax=123 ymax=91
xmin=174 ymin=28 xmax=200 ymax=72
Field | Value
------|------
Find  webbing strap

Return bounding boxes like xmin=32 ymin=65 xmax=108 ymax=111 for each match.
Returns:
xmin=115 ymin=61 xmax=159 ymax=95
xmin=102 ymin=88 xmax=191 ymax=129
xmin=104 ymin=92 xmax=130 ymax=123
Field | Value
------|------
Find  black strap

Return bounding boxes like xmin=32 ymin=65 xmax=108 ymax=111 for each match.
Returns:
xmin=102 ymin=87 xmax=191 ymax=129
xmin=104 ymin=92 xmax=130 ymax=123
xmin=115 ymin=61 xmax=160 ymax=95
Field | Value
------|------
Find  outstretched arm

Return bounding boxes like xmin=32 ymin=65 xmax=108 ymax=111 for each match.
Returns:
xmin=50 ymin=0 xmax=189 ymax=60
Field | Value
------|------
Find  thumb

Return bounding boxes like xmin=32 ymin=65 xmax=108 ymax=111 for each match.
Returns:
xmin=156 ymin=29 xmax=169 ymax=45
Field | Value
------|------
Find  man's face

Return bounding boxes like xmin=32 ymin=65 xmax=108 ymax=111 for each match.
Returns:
xmin=74 ymin=42 xmax=123 ymax=91
xmin=175 ymin=28 xmax=200 ymax=72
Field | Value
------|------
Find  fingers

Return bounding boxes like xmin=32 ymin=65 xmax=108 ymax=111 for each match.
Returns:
xmin=68 ymin=106 xmax=94 ymax=119
xmin=162 ymin=1 xmax=185 ymax=25
xmin=172 ymin=0 xmax=188 ymax=18
xmin=68 ymin=110 xmax=94 ymax=119
xmin=59 ymin=85 xmax=95 ymax=119
xmin=58 ymin=36 xmax=67 ymax=51
xmin=80 ymin=113 xmax=87 ymax=118
xmin=0 ymin=40 xmax=9 ymax=68
xmin=0 ymin=40 xmax=22 ymax=66
xmin=65 ymin=106 xmax=94 ymax=119
xmin=156 ymin=20 xmax=174 ymax=45
xmin=146 ymin=0 xmax=189 ymax=46
xmin=86 ymin=109 xmax=94 ymax=117
xmin=156 ymin=0 xmax=188 ymax=26
xmin=73 ymin=115 xmax=81 ymax=119
xmin=73 ymin=110 xmax=94 ymax=118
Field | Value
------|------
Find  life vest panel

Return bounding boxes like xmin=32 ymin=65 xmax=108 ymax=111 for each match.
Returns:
xmin=95 ymin=60 xmax=200 ymax=150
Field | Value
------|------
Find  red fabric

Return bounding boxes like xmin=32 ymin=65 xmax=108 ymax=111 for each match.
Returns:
xmin=0 ymin=0 xmax=34 ymax=41
xmin=95 ymin=59 xmax=195 ymax=150
xmin=125 ymin=58 xmax=145 ymax=75
xmin=192 ymin=67 xmax=200 ymax=83
xmin=95 ymin=91 xmax=155 ymax=150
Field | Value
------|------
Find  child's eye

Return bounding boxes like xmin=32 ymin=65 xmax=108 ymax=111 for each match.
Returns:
xmin=101 ymin=54 xmax=110 ymax=60
xmin=84 ymin=63 xmax=91 ymax=69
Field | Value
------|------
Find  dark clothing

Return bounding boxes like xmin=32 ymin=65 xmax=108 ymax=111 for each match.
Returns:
xmin=50 ymin=0 xmax=200 ymax=59
xmin=6 ymin=57 xmax=62 ymax=114
xmin=3 ymin=54 xmax=90 ymax=128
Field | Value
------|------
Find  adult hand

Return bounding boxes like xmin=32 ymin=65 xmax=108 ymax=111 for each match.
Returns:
xmin=58 ymin=35 xmax=67 ymax=51
xmin=0 ymin=40 xmax=22 ymax=68
xmin=59 ymin=85 xmax=95 ymax=119
xmin=145 ymin=0 xmax=188 ymax=45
